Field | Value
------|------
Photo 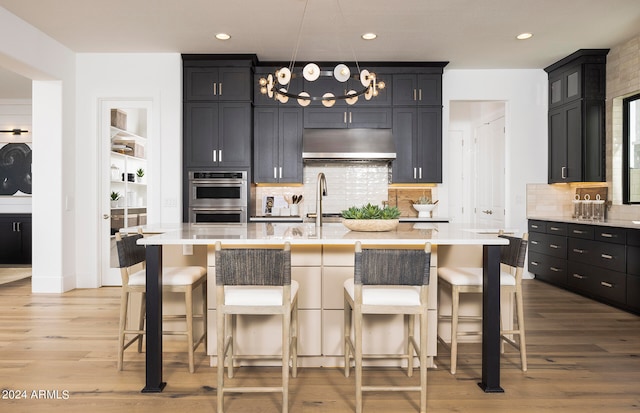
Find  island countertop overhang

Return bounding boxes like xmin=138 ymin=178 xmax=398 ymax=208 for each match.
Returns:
xmin=135 ymin=222 xmax=510 ymax=246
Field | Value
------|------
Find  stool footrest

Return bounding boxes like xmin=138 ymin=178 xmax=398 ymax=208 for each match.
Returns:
xmin=222 ymin=386 xmax=284 ymax=394
xmin=362 ymin=386 xmax=421 ymax=392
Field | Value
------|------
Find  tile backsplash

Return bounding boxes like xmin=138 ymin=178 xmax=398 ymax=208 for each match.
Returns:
xmin=253 ymin=162 xmax=389 ymax=216
xmin=253 ymin=162 xmax=390 ymax=216
xmin=526 ymin=182 xmax=640 ymax=221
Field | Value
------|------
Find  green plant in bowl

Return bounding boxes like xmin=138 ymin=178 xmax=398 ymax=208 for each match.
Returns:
xmin=415 ymin=195 xmax=432 ymax=204
xmin=341 ymin=203 xmax=401 ymax=220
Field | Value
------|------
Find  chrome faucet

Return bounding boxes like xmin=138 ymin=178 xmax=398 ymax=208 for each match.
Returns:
xmin=316 ymin=172 xmax=328 ymax=227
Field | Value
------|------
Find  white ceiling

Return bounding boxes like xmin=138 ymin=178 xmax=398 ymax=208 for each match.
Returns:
xmin=1 ymin=0 xmax=639 ymax=97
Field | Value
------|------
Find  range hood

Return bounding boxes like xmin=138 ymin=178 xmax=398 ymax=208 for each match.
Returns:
xmin=302 ymin=128 xmax=396 ymax=161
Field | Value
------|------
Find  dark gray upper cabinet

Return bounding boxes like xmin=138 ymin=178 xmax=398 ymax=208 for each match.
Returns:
xmin=303 ymin=107 xmax=392 ymax=129
xmin=392 ymin=74 xmax=442 ymax=106
xmin=184 ymin=102 xmax=251 ymax=168
xmin=185 ymin=67 xmax=252 ymax=101
xmin=254 ymin=107 xmax=303 ymax=183
xmin=545 ymin=49 xmax=608 ymax=183
xmin=392 ymin=106 xmax=442 ymax=183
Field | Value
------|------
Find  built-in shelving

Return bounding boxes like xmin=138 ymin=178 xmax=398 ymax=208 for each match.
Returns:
xmin=110 ymin=123 xmax=147 ymax=234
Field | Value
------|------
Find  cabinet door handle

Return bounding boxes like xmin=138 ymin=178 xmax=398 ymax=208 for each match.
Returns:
xmin=550 ymin=267 xmax=562 ymax=272
xmin=212 ymin=82 xmax=217 ymax=95
xmin=572 ymin=248 xmax=584 ymax=254
xmin=550 ymin=244 xmax=560 ymax=249
xmin=419 ymin=89 xmax=422 ymax=101
xmin=418 ymin=167 xmax=422 ymax=179
xmin=561 ymin=166 xmax=567 ymax=179
xmin=413 ymin=89 xmax=417 ymax=101
xmin=413 ymin=167 xmax=417 ymax=179
xmin=273 ymin=167 xmax=277 ymax=179
xmin=600 ymin=233 xmax=613 ymax=238
xmin=17 ymin=222 xmax=21 ymax=232
xmin=219 ymin=83 xmax=222 ymax=96
xmin=279 ymin=167 xmax=282 ymax=179
xmin=344 ymin=112 xmax=347 ymax=123
xmin=572 ymin=273 xmax=586 ymax=280
xmin=600 ymin=281 xmax=613 ymax=288
xmin=601 ymin=253 xmax=613 ymax=260
xmin=213 ymin=150 xmax=217 ymax=162
xmin=218 ymin=150 xmax=222 ymax=163
xmin=349 ymin=112 xmax=352 ymax=123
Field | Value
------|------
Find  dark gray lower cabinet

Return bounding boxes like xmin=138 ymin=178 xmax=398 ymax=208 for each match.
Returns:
xmin=254 ymin=107 xmax=303 ymax=183
xmin=0 ymin=214 xmax=31 ymax=264
xmin=529 ymin=219 xmax=639 ymax=314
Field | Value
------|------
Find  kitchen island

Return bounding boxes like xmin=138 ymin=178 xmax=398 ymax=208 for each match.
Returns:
xmin=137 ymin=222 xmax=509 ymax=394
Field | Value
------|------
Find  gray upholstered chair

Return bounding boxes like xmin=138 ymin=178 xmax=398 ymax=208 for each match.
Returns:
xmin=343 ymin=241 xmax=432 ymax=413
xmin=437 ymin=232 xmax=529 ymax=374
xmin=214 ymin=241 xmax=298 ymax=413
xmin=115 ymin=231 xmax=207 ymax=373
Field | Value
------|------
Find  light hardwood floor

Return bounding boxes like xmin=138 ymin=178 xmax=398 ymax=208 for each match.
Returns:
xmin=0 ymin=277 xmax=639 ymax=412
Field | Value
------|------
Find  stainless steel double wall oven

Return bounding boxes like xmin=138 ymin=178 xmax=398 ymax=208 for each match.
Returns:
xmin=188 ymin=171 xmax=247 ymax=224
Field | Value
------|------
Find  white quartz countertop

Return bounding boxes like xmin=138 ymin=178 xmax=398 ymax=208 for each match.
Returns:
xmin=528 ymin=216 xmax=640 ymax=229
xmin=135 ymin=222 xmax=509 ymax=246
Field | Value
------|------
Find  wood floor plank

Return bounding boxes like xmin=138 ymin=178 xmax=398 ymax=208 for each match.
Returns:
xmin=0 ymin=277 xmax=639 ymax=412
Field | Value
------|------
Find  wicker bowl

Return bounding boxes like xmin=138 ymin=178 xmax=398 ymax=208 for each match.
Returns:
xmin=342 ymin=219 xmax=399 ymax=232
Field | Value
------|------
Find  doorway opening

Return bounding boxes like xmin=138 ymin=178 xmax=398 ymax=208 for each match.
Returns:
xmin=100 ymin=99 xmax=152 ymax=286
xmin=448 ymin=101 xmax=506 ymax=227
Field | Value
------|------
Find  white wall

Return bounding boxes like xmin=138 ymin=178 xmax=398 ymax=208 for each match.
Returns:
xmin=0 ymin=6 xmax=77 ymax=293
xmin=74 ymin=53 xmax=183 ymax=288
xmin=442 ymin=70 xmax=549 ymax=232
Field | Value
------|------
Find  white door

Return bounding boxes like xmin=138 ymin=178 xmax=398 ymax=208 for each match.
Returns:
xmin=474 ymin=115 xmax=505 ymax=227
xmin=100 ymin=99 xmax=152 ymax=286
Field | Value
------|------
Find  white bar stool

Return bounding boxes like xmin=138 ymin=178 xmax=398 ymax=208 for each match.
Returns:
xmin=437 ymin=232 xmax=529 ymax=374
xmin=344 ymin=241 xmax=432 ymax=413
xmin=214 ymin=241 xmax=298 ymax=413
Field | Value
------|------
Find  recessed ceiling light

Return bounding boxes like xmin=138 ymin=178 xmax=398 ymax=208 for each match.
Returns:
xmin=516 ymin=32 xmax=533 ymax=40
xmin=216 ymin=33 xmax=231 ymax=40
xmin=361 ymin=33 xmax=377 ymax=40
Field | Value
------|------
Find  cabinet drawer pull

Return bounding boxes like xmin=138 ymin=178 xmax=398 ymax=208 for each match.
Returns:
xmin=550 ymin=244 xmax=560 ymax=249
xmin=550 ymin=267 xmax=562 ymax=272
xmin=530 ymin=261 xmax=539 ymax=266
xmin=601 ymin=254 xmax=613 ymax=260
xmin=573 ymin=230 xmax=586 ymax=234
xmin=572 ymin=248 xmax=584 ymax=254
xmin=531 ymin=224 xmax=539 ymax=229
xmin=600 ymin=233 xmax=613 ymax=238
xmin=549 ymin=226 xmax=561 ymax=231
xmin=572 ymin=273 xmax=586 ymax=280
xmin=531 ymin=240 xmax=539 ymax=245
xmin=600 ymin=281 xmax=613 ymax=288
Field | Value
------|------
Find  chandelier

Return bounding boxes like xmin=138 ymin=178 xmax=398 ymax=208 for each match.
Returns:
xmin=258 ymin=0 xmax=385 ymax=107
